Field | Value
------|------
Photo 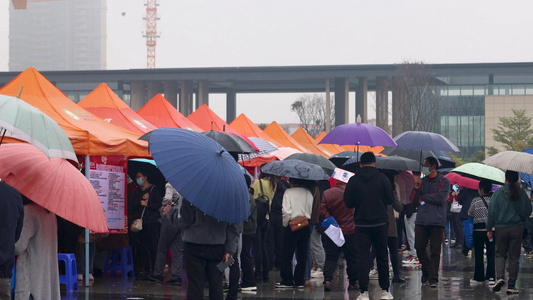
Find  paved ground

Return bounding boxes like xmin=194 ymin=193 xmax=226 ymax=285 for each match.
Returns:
xmin=63 ymin=242 xmax=533 ymax=299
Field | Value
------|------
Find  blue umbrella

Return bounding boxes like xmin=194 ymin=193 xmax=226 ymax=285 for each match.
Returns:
xmin=149 ymin=128 xmax=250 ymax=223
xmin=393 ymin=131 xmax=460 ymax=152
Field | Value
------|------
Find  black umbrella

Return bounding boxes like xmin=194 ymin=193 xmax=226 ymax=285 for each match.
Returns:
xmin=375 ymin=156 xmax=421 ymax=171
xmin=328 ymin=151 xmax=364 ymax=167
xmin=202 ymin=130 xmax=257 ymax=161
xmin=128 ymin=158 xmax=167 ymax=189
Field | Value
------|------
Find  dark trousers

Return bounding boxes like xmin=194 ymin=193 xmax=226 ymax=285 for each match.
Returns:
xmin=184 ymin=242 xmax=224 ymax=300
xmin=226 ymin=252 xmax=241 ymax=300
xmin=369 ymin=236 xmax=400 ymax=277
xmin=355 ymin=225 xmax=390 ymax=293
xmin=280 ymin=226 xmax=311 ymax=286
xmin=397 ymin=208 xmax=406 ymax=249
xmin=139 ymin=222 xmax=160 ymax=273
xmin=0 ymin=278 xmax=10 ymax=300
xmin=495 ymin=225 xmax=523 ymax=286
xmin=522 ymin=218 xmax=533 ymax=252
xmin=269 ymin=213 xmax=284 ymax=269
xmin=452 ymin=213 xmax=464 ymax=245
xmin=414 ymin=225 xmax=444 ymax=282
xmin=473 ymin=230 xmax=495 ymax=281
xmin=153 ymin=220 xmax=182 ymax=279
xmin=240 ymin=234 xmax=256 ymax=287
xmin=323 ymin=233 xmax=358 ymax=285
xmin=253 ymin=220 xmax=269 ymax=278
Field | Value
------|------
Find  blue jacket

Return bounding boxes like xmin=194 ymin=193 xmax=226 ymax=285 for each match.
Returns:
xmin=0 ymin=182 xmax=24 ymax=278
xmin=413 ymin=173 xmax=451 ymax=227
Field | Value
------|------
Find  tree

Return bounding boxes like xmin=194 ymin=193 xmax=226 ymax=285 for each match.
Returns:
xmin=291 ymin=94 xmax=335 ymax=137
xmin=487 ymin=109 xmax=533 ymax=155
xmin=392 ymin=61 xmax=444 ymax=135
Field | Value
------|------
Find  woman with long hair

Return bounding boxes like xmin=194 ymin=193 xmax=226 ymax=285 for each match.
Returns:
xmin=487 ymin=171 xmax=532 ymax=295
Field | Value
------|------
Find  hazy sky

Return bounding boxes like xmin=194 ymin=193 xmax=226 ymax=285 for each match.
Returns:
xmin=2 ymin=0 xmax=533 ymax=124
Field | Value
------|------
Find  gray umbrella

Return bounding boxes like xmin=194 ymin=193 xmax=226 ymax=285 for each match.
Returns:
xmin=375 ymin=156 xmax=421 ymax=171
xmin=285 ymin=153 xmax=336 ymax=176
xmin=261 ymin=159 xmax=330 ymax=180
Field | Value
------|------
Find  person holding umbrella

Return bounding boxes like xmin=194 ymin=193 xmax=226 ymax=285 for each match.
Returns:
xmin=0 ymin=181 xmax=24 ymax=300
xmin=413 ymin=157 xmax=451 ymax=288
xmin=487 ymin=171 xmax=532 ymax=295
xmin=129 ymin=169 xmax=163 ymax=279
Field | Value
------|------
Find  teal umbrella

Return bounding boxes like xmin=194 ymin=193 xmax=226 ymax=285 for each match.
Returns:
xmin=0 ymin=94 xmax=76 ymax=162
xmin=451 ymin=163 xmax=505 ymax=185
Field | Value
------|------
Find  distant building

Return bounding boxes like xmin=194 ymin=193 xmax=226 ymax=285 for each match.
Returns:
xmin=9 ymin=0 xmax=106 ymax=71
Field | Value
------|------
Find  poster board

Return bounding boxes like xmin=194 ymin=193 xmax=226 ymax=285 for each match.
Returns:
xmin=89 ymin=156 xmax=128 ymax=233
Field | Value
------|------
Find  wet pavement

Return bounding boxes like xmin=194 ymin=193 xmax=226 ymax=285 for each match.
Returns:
xmin=64 ymin=243 xmax=533 ymax=299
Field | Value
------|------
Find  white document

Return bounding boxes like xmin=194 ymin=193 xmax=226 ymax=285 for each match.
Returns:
xmin=331 ymin=168 xmax=354 ymax=183
xmin=324 ymin=225 xmax=345 ymax=247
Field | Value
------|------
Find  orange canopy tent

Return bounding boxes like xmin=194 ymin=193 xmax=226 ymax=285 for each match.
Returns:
xmin=78 ymin=83 xmax=158 ymax=134
xmin=137 ymin=94 xmax=202 ymax=131
xmin=0 ymin=67 xmax=149 ymax=156
xmin=263 ymin=121 xmax=310 ymax=153
xmin=291 ymin=127 xmax=336 ymax=158
xmin=229 ymin=113 xmax=281 ymax=147
xmin=315 ymin=131 xmax=384 ymax=155
xmin=187 ymin=104 xmax=238 ymax=134
xmin=313 ymin=131 xmax=345 ymax=154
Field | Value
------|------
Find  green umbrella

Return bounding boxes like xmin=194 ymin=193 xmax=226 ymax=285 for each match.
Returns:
xmin=285 ymin=152 xmax=336 ymax=176
xmin=0 ymin=94 xmax=77 ymax=162
xmin=451 ymin=162 xmax=505 ymax=185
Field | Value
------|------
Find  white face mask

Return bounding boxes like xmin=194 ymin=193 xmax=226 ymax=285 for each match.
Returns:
xmin=136 ymin=177 xmax=145 ymax=186
xmin=422 ymin=167 xmax=431 ymax=176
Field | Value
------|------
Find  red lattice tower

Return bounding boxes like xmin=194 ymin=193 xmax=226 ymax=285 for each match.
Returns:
xmin=143 ymin=0 xmax=160 ymax=69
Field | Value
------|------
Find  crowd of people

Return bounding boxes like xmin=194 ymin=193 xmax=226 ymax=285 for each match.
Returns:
xmin=2 ymin=152 xmax=533 ymax=300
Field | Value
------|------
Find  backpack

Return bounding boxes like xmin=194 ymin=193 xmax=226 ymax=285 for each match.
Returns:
xmin=255 ymin=180 xmax=270 ymax=228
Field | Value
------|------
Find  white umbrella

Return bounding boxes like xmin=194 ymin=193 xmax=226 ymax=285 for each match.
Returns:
xmin=483 ymin=151 xmax=533 ymax=175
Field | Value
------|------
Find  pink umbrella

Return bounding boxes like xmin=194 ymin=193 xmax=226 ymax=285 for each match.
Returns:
xmin=445 ymin=172 xmax=479 ymax=190
xmin=271 ymin=147 xmax=302 ymax=160
xmin=0 ymin=143 xmax=108 ymax=232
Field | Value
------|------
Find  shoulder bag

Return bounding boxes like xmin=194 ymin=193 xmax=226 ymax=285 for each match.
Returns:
xmin=131 ymin=186 xmax=153 ymax=232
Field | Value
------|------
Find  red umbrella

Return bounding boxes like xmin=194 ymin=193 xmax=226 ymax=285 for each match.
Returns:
xmin=0 ymin=143 xmax=108 ymax=232
xmin=445 ymin=172 xmax=479 ymax=190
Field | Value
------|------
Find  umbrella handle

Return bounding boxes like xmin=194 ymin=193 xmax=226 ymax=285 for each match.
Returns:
xmin=0 ymin=128 xmax=6 ymax=146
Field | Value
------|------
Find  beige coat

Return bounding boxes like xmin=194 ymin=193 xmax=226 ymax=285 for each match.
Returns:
xmin=15 ymin=204 xmax=60 ymax=300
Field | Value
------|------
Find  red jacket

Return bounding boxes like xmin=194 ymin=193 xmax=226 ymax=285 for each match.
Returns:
xmin=319 ymin=182 xmax=355 ymax=235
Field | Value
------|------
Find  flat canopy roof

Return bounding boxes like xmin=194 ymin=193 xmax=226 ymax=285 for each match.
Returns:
xmin=1 ymin=62 xmax=533 ymax=93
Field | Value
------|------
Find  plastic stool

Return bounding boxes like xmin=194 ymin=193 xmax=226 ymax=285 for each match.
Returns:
xmin=10 ymin=265 xmax=15 ymax=299
xmin=57 ymin=253 xmax=79 ymax=292
xmin=103 ymin=246 xmax=134 ymax=278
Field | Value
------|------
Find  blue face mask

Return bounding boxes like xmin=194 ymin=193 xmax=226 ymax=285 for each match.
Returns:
xmin=422 ymin=167 xmax=430 ymax=176
xmin=136 ymin=177 xmax=145 ymax=186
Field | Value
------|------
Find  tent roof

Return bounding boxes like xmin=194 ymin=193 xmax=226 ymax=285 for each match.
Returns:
xmin=313 ymin=131 xmax=345 ymax=154
xmin=229 ymin=113 xmax=281 ymax=147
xmin=263 ymin=121 xmax=310 ymax=153
xmin=238 ymin=154 xmax=277 ymax=168
xmin=291 ymin=127 xmax=335 ymax=158
xmin=137 ymin=94 xmax=202 ymax=131
xmin=187 ymin=104 xmax=238 ymax=134
xmin=78 ymin=83 xmax=158 ymax=134
xmin=0 ymin=67 xmax=148 ymax=156
xmin=315 ymin=130 xmax=384 ymax=154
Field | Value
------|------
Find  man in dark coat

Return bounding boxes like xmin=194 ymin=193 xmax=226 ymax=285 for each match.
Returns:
xmin=344 ymin=152 xmax=394 ymax=300
xmin=413 ymin=157 xmax=451 ymax=288
xmin=0 ymin=182 xmax=24 ymax=299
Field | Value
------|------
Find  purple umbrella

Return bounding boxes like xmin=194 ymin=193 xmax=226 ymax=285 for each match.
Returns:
xmin=318 ymin=123 xmax=397 ymax=148
xmin=394 ymin=131 xmax=460 ymax=152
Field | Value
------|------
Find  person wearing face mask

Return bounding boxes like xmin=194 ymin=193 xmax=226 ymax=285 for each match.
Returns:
xmin=129 ymin=169 xmax=163 ymax=280
xmin=412 ymin=157 xmax=451 ymax=288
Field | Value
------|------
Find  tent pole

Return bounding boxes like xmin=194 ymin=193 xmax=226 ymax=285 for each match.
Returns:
xmin=84 ymin=155 xmax=90 ymax=287
xmin=0 ymin=128 xmax=6 ymax=146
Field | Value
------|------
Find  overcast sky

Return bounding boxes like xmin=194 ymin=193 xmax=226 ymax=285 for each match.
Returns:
xmin=2 ymin=0 xmax=533 ymax=124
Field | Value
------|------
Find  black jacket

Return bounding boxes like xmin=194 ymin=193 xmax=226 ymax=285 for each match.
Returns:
xmin=0 ymin=182 xmax=24 ymax=278
xmin=458 ymin=188 xmax=478 ymax=220
xmin=344 ymin=166 xmax=394 ymax=227
xmin=270 ymin=180 xmax=290 ymax=215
